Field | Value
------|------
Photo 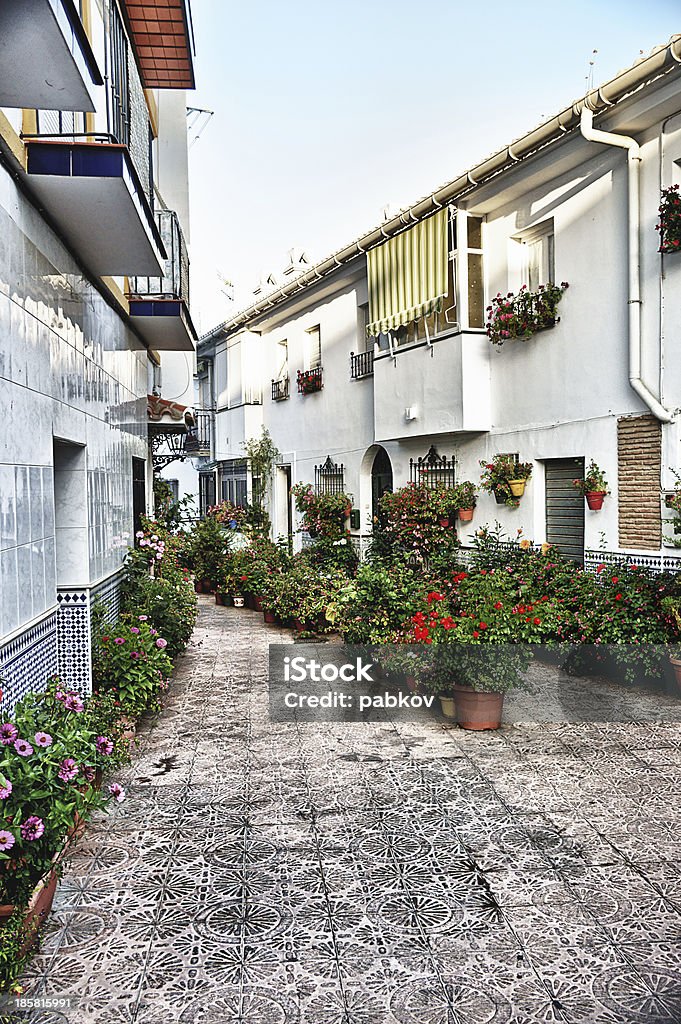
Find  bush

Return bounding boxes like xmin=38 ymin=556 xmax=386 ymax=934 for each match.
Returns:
xmin=374 ymin=483 xmax=461 ymax=559
xmin=328 ymin=557 xmax=421 ymax=643
xmin=92 ymin=619 xmax=172 ymax=718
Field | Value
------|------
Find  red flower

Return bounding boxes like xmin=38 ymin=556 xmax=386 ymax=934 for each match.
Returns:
xmin=473 ymin=630 xmax=480 ymax=639
xmin=478 ymin=622 xmax=488 ymax=630
xmin=494 ymin=602 xmax=503 ymax=610
xmin=427 ymin=592 xmax=444 ymax=604
xmin=611 ymin=576 xmax=618 ymax=584
xmin=414 ymin=626 xmax=430 ymax=642
xmin=614 ymin=593 xmax=622 ymax=601
xmin=533 ymin=617 xmax=541 ymax=625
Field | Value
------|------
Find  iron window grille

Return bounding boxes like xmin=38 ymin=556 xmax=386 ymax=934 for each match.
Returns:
xmin=297 ymin=366 xmax=323 ymax=394
xmin=315 ymin=456 xmax=345 ymax=495
xmin=272 ymin=377 xmax=290 ymax=401
xmin=409 ymin=446 xmax=456 ymax=488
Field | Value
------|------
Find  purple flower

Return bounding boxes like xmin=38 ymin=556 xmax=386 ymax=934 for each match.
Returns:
xmin=55 ymin=690 xmax=67 ymax=703
xmin=114 ymin=638 xmax=125 ymax=645
xmin=14 ymin=739 xmax=33 ymax=757
xmin=0 ymin=777 xmax=12 ymax=800
xmin=138 ymin=615 xmax=148 ymax=621
xmin=155 ymin=638 xmax=167 ymax=649
xmin=130 ymin=627 xmax=140 ymax=635
xmin=130 ymin=651 xmax=140 ymax=660
xmin=109 ymin=783 xmax=126 ymax=803
xmin=64 ymin=694 xmax=84 ymax=713
xmin=20 ymin=816 xmax=45 ymax=842
xmin=0 ymin=830 xmax=15 ymax=851
xmin=96 ymin=736 xmax=113 ymax=756
xmin=81 ymin=766 xmax=96 ymax=783
xmin=58 ymin=758 xmax=79 ymax=782
xmin=0 ymin=724 xmax=18 ymax=746
xmin=34 ymin=732 xmax=53 ymax=748
xmin=150 ymin=628 xmax=157 ymax=636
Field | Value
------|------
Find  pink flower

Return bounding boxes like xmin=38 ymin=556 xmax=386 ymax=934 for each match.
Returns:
xmin=0 ymin=777 xmax=13 ymax=799
xmin=109 ymin=783 xmax=126 ymax=803
xmin=14 ymin=739 xmax=33 ymax=757
xmin=34 ymin=732 xmax=53 ymax=748
xmin=96 ymin=736 xmax=113 ymax=756
xmin=155 ymin=638 xmax=168 ymax=649
xmin=65 ymin=694 xmax=84 ymax=712
xmin=130 ymin=627 xmax=140 ymax=635
xmin=21 ymin=816 xmax=45 ymax=842
xmin=0 ymin=724 xmax=18 ymax=745
xmin=138 ymin=615 xmax=148 ymax=621
xmin=0 ymin=830 xmax=15 ymax=851
xmin=58 ymin=758 xmax=79 ymax=782
xmin=114 ymin=638 xmax=125 ymax=645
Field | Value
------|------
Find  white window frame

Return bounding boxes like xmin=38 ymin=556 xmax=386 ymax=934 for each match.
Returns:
xmin=513 ymin=220 xmax=555 ymax=292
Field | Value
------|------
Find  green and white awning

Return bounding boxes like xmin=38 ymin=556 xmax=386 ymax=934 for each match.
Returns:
xmin=367 ymin=207 xmax=448 ymax=337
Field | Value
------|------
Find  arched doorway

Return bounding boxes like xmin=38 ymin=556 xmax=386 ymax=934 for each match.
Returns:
xmin=371 ymin=447 xmax=393 ymax=520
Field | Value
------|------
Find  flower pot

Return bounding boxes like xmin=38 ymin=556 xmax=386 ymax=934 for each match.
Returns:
xmin=263 ymin=610 xmax=277 ymax=624
xmin=508 ymin=479 xmax=526 ymax=498
xmin=585 ymin=491 xmax=606 ymax=511
xmin=253 ymin=595 xmax=264 ymax=612
xmin=0 ymin=869 xmax=59 ymax=956
xmin=194 ymin=581 xmax=204 ymax=594
xmin=405 ymin=675 xmax=417 ymax=692
xmin=493 ymin=489 xmax=507 ymax=505
xmin=294 ymin=618 xmax=307 ymax=633
xmin=438 ymin=517 xmax=449 ymax=528
xmin=215 ymin=592 xmax=224 ymax=606
xmin=458 ymin=508 xmax=474 ymax=523
xmin=201 ymin=580 xmax=213 ymax=593
xmin=453 ymin=685 xmax=504 ymax=730
xmin=439 ymin=695 xmax=457 ymax=719
xmin=233 ymin=595 xmax=245 ymax=608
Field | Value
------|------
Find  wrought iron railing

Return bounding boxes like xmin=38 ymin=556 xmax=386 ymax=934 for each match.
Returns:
xmin=272 ymin=377 xmax=289 ymax=401
xmin=315 ymin=456 xmax=345 ymax=495
xmin=297 ymin=366 xmax=323 ymax=394
xmin=128 ymin=209 xmax=189 ymax=302
xmin=350 ymin=350 xmax=374 ymax=379
xmin=183 ymin=408 xmax=213 ymax=458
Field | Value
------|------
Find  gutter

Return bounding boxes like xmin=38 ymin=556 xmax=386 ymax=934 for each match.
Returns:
xmin=200 ymin=34 xmax=681 ymax=345
xmin=580 ymin=106 xmax=673 ymax=423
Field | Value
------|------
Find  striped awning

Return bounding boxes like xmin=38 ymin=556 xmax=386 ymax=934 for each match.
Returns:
xmin=367 ymin=208 xmax=448 ymax=337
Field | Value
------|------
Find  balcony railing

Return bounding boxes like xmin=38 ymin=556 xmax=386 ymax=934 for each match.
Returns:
xmin=272 ymin=377 xmax=290 ymax=402
xmin=350 ymin=350 xmax=374 ymax=379
xmin=297 ymin=367 xmax=323 ymax=395
xmin=128 ymin=209 xmax=190 ymax=303
xmin=183 ymin=408 xmax=213 ymax=458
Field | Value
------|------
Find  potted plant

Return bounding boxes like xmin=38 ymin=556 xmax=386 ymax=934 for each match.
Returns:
xmin=573 ymin=460 xmax=609 ymax=510
xmin=486 ymin=282 xmax=569 ymax=346
xmin=656 ymin=184 xmax=681 ymax=254
xmin=454 ymin=481 xmax=478 ymax=522
xmin=479 ymin=457 xmax=532 ymax=508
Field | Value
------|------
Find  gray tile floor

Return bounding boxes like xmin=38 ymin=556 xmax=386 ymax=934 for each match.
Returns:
xmin=11 ymin=598 xmax=681 ymax=1023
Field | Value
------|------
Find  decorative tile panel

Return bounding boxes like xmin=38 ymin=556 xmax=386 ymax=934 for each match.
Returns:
xmin=0 ymin=611 xmax=58 ymax=713
xmin=56 ymin=590 xmax=91 ymax=697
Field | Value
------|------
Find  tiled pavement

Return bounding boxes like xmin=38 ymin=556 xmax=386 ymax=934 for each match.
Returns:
xmin=11 ymin=598 xmax=681 ymax=1023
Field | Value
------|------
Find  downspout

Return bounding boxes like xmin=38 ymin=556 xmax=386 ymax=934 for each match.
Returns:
xmin=580 ymin=106 xmax=673 ymax=422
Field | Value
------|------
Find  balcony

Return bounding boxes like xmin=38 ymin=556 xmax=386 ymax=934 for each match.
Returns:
xmin=297 ymin=367 xmax=323 ymax=395
xmin=350 ymin=350 xmax=374 ymax=379
xmin=183 ymin=408 xmax=213 ymax=458
xmin=127 ymin=210 xmax=196 ymax=351
xmin=272 ymin=377 xmax=290 ymax=402
xmin=25 ymin=141 xmax=165 ymax=276
xmin=373 ymin=332 xmax=491 ymax=442
xmin=119 ymin=0 xmax=195 ymax=89
xmin=0 ymin=0 xmax=102 ymax=111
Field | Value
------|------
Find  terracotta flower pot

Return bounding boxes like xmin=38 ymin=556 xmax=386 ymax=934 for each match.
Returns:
xmin=194 ymin=581 xmax=204 ymax=594
xmin=508 ymin=479 xmax=526 ymax=498
xmin=585 ymin=491 xmax=606 ymax=511
xmin=294 ymin=618 xmax=307 ymax=633
xmin=438 ymin=517 xmax=449 ymax=528
xmin=458 ymin=508 xmax=474 ymax=522
xmin=0 ymin=870 xmax=59 ymax=956
xmin=253 ymin=595 xmax=264 ymax=612
xmin=405 ymin=675 xmax=417 ymax=692
xmin=439 ymin=695 xmax=457 ymax=719
xmin=263 ymin=610 xmax=277 ymax=624
xmin=453 ymin=685 xmax=504 ymax=730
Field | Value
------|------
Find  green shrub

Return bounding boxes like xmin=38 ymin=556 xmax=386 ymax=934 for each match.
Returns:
xmin=92 ymin=619 xmax=172 ymax=718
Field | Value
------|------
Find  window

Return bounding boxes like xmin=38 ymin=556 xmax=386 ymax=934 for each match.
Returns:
xmin=357 ymin=305 xmax=373 ymax=353
xmin=305 ymin=326 xmax=321 ymax=370
xmin=515 ymin=221 xmax=555 ymax=291
xmin=219 ymin=459 xmax=248 ymax=508
xmin=276 ymin=339 xmax=288 ymax=380
xmin=166 ymin=479 xmax=179 ymax=501
xmin=315 ymin=457 xmax=345 ymax=495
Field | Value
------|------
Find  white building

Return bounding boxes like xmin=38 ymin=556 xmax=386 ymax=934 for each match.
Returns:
xmin=0 ymin=0 xmax=197 ymax=705
xmin=193 ymin=37 xmax=681 ymax=571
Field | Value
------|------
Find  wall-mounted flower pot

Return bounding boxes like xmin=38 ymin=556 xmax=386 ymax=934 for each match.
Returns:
xmin=585 ymin=491 xmax=606 ymax=511
xmin=458 ymin=508 xmax=474 ymax=522
xmin=439 ymin=695 xmax=457 ymax=719
xmin=453 ymin=686 xmax=504 ymax=730
xmin=493 ymin=490 xmax=507 ymax=505
xmin=508 ymin=479 xmax=526 ymax=498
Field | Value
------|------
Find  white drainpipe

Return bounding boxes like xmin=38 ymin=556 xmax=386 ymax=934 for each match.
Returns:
xmin=580 ymin=106 xmax=673 ymax=423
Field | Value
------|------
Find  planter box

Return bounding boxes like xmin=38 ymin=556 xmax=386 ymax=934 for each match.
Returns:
xmin=0 ymin=868 xmax=59 ymax=957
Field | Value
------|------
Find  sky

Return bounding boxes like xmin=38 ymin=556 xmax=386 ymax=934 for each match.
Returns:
xmin=186 ymin=0 xmax=680 ymax=334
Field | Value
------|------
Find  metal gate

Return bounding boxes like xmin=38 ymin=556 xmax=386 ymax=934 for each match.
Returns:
xmin=545 ymin=458 xmax=585 ymax=564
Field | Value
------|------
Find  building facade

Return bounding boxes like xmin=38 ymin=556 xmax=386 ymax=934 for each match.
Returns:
xmin=191 ymin=38 xmax=681 ymax=571
xmin=0 ymin=0 xmax=196 ymax=706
